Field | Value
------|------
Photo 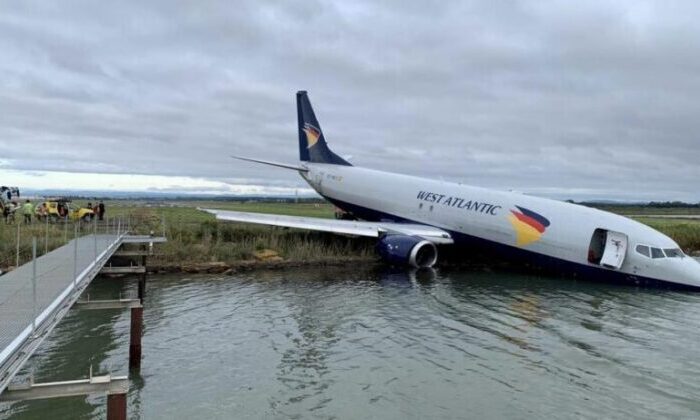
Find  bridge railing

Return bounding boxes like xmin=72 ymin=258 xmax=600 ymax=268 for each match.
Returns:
xmin=0 ymin=218 xmax=128 ymax=374
xmin=0 ymin=216 xmax=133 ymax=270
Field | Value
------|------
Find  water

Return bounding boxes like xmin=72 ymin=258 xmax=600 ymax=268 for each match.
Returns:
xmin=2 ymin=266 xmax=700 ymax=419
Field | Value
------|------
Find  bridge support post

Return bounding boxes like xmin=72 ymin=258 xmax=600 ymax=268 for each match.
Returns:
xmin=137 ymin=274 xmax=146 ymax=302
xmin=129 ymin=306 xmax=143 ymax=370
xmin=138 ymin=246 xmax=147 ymax=302
xmin=107 ymin=391 xmax=127 ymax=420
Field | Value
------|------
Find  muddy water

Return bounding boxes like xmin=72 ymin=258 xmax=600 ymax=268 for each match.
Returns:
xmin=2 ymin=266 xmax=700 ymax=419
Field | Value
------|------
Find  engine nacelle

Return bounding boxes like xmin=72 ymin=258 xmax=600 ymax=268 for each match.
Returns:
xmin=376 ymin=235 xmax=438 ymax=268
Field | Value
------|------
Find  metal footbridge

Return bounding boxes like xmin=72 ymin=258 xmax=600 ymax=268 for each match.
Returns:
xmin=0 ymin=230 xmax=165 ymax=418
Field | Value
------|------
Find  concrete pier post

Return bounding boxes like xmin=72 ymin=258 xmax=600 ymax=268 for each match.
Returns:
xmin=129 ymin=306 xmax=143 ymax=370
xmin=107 ymin=392 xmax=127 ymax=420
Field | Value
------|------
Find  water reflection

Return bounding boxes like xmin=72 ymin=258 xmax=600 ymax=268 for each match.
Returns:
xmin=2 ymin=266 xmax=700 ymax=419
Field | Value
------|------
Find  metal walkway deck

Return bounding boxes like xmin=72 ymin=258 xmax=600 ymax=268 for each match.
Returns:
xmin=0 ymin=233 xmax=161 ymax=394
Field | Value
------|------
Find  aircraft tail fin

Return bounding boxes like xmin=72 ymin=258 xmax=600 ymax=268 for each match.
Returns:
xmin=297 ymin=91 xmax=351 ymax=166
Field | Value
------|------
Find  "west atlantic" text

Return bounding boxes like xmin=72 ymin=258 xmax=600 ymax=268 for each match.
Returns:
xmin=416 ymin=191 xmax=501 ymax=215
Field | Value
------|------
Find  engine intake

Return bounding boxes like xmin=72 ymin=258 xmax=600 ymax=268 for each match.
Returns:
xmin=376 ymin=235 xmax=438 ymax=268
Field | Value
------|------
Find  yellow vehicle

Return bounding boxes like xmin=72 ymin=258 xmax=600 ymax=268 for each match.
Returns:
xmin=44 ymin=199 xmax=94 ymax=222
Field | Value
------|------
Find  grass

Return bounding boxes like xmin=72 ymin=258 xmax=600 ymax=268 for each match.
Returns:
xmin=159 ymin=222 xmax=375 ymax=265
xmin=631 ymin=217 xmax=700 ymax=252
xmin=1 ymin=200 xmax=699 ymax=271
xmin=149 ymin=202 xmax=374 ymax=266
xmin=0 ymin=219 xmax=96 ymax=268
xmin=589 ymin=205 xmax=700 ymax=216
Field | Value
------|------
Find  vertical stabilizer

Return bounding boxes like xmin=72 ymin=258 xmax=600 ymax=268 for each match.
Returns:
xmin=297 ymin=91 xmax=351 ymax=166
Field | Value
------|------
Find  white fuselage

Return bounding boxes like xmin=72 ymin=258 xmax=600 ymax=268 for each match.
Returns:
xmin=301 ymin=163 xmax=700 ymax=288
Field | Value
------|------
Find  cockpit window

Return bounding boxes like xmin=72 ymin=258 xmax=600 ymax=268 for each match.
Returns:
xmin=635 ymin=245 xmax=650 ymax=258
xmin=651 ymin=247 xmax=665 ymax=259
xmin=663 ymin=248 xmax=684 ymax=258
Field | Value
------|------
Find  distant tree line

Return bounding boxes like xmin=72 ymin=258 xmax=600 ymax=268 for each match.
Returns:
xmin=62 ymin=194 xmax=327 ymax=204
xmin=570 ymin=200 xmax=700 ymax=208
xmin=645 ymin=201 xmax=700 ymax=208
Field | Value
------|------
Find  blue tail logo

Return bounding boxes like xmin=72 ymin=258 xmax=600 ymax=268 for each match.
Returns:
xmin=296 ymin=91 xmax=351 ymax=166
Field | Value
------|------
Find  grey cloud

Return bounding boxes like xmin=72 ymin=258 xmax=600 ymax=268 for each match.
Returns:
xmin=0 ymin=0 xmax=699 ymax=201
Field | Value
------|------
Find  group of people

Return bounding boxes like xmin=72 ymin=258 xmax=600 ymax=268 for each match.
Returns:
xmin=1 ymin=199 xmax=107 ymax=224
xmin=1 ymin=200 xmax=47 ymax=224
xmin=87 ymin=201 xmax=106 ymax=221
xmin=1 ymin=200 xmax=37 ymax=224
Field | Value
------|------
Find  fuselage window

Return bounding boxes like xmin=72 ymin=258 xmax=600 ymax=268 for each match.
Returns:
xmin=663 ymin=248 xmax=684 ymax=258
xmin=635 ymin=245 xmax=650 ymax=258
xmin=651 ymin=247 xmax=665 ymax=259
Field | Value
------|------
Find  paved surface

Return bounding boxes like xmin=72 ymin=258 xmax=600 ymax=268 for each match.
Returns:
xmin=0 ymin=234 xmax=120 ymax=368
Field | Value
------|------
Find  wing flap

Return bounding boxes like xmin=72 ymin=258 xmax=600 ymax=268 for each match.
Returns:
xmin=200 ymin=209 xmax=453 ymax=244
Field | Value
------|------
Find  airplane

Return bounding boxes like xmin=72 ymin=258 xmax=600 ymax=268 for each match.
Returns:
xmin=202 ymin=91 xmax=700 ymax=289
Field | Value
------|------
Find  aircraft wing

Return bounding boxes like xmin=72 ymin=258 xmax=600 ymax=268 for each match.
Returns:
xmin=199 ymin=208 xmax=454 ymax=244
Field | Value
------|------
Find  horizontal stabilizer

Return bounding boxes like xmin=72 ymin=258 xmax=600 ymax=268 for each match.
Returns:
xmin=232 ymin=156 xmax=308 ymax=172
xmin=199 ymin=208 xmax=453 ymax=244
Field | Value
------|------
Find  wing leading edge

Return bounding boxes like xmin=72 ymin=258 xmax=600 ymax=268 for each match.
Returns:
xmin=200 ymin=209 xmax=453 ymax=244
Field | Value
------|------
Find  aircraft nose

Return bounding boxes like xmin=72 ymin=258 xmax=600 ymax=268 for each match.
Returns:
xmin=679 ymin=257 xmax=700 ymax=288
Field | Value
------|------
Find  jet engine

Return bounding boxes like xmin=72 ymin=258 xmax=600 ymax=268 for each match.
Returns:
xmin=376 ymin=235 xmax=438 ymax=268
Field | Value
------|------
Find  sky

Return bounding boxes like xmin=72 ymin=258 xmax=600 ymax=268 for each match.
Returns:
xmin=0 ymin=0 xmax=698 ymax=201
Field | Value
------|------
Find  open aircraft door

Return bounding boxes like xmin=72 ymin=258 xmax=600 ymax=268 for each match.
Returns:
xmin=600 ymin=231 xmax=627 ymax=269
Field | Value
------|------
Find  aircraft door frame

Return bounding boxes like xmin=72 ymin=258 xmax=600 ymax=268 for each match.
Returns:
xmin=588 ymin=228 xmax=628 ymax=270
xmin=600 ymin=230 xmax=628 ymax=269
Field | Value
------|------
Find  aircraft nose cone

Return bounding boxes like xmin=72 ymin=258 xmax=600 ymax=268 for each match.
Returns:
xmin=680 ymin=257 xmax=700 ymax=288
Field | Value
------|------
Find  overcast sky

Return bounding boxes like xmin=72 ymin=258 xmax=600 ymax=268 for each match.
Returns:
xmin=1 ymin=0 xmax=698 ymax=201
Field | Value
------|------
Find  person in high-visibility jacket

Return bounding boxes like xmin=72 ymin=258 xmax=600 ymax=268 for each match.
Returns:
xmin=22 ymin=200 xmax=33 ymax=224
